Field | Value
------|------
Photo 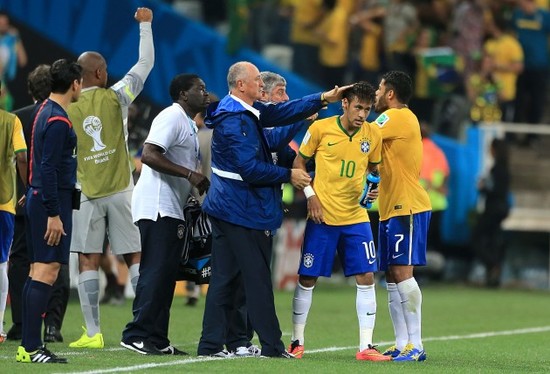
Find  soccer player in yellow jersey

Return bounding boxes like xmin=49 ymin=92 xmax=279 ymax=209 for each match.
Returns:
xmin=288 ymin=82 xmax=390 ymax=362
xmin=374 ymin=71 xmax=431 ymax=362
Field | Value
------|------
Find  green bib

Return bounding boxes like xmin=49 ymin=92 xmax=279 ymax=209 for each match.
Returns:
xmin=0 ymin=111 xmax=16 ymax=205
xmin=68 ymin=89 xmax=131 ymax=198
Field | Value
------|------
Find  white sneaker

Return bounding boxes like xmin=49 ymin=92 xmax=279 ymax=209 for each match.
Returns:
xmin=234 ymin=345 xmax=261 ymax=357
xmin=200 ymin=349 xmax=234 ymax=358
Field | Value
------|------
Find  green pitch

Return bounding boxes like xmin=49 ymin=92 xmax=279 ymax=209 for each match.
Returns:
xmin=1 ymin=283 xmax=549 ymax=373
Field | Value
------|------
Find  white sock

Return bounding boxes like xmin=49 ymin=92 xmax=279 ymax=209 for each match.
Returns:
xmin=186 ymin=281 xmax=200 ymax=298
xmin=78 ymin=270 xmax=101 ymax=336
xmin=387 ymin=282 xmax=408 ymax=351
xmin=0 ymin=262 xmax=8 ymax=332
xmin=356 ymin=284 xmax=376 ymax=351
xmin=129 ymin=263 xmax=140 ymax=293
xmin=397 ymin=277 xmax=423 ymax=350
xmin=291 ymin=282 xmax=314 ymax=345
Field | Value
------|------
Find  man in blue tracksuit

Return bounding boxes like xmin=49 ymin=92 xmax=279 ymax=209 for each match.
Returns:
xmin=197 ymin=61 xmax=350 ymax=358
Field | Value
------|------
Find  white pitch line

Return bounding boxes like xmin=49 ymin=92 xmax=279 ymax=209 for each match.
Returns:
xmin=46 ymin=325 xmax=550 ymax=374
xmin=307 ymin=325 xmax=550 ymax=354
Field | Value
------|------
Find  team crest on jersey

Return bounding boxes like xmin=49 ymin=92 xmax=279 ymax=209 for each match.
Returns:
xmin=303 ymin=253 xmax=315 ymax=268
xmin=177 ymin=224 xmax=185 ymax=239
xmin=375 ymin=113 xmax=390 ymax=127
xmin=360 ymin=139 xmax=370 ymax=153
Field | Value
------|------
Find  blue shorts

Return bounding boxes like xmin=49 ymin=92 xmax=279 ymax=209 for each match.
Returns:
xmin=0 ymin=211 xmax=15 ymax=263
xmin=298 ymin=221 xmax=378 ymax=278
xmin=26 ymin=188 xmax=73 ymax=264
xmin=378 ymin=211 xmax=431 ymax=271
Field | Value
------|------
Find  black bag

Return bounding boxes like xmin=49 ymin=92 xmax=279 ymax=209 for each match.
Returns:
xmin=176 ymin=197 xmax=212 ymax=284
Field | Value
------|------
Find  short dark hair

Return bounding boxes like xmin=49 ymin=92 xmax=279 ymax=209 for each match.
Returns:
xmin=342 ymin=81 xmax=375 ymax=104
xmin=50 ymin=59 xmax=82 ymax=94
xmin=169 ymin=73 xmax=200 ymax=101
xmin=28 ymin=64 xmax=51 ymax=102
xmin=382 ymin=71 xmax=413 ymax=104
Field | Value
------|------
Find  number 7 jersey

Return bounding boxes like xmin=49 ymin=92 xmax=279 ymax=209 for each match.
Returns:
xmin=299 ymin=115 xmax=382 ymax=225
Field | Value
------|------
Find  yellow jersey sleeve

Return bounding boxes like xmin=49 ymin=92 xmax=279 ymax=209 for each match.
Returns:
xmin=13 ymin=116 xmax=27 ymax=154
xmin=299 ymin=120 xmax=322 ymax=159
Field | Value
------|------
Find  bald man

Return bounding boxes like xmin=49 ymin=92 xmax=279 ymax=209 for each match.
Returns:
xmin=66 ymin=7 xmax=154 ymax=350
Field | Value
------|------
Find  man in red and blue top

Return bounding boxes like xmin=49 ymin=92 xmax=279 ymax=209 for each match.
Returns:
xmin=17 ymin=59 xmax=82 ymax=364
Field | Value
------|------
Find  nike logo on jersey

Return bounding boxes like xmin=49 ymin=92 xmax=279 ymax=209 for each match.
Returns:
xmin=366 ymin=312 xmax=376 ymax=316
xmin=368 ymin=259 xmax=376 ymax=264
xmin=327 ymin=141 xmax=342 ymax=146
xmin=392 ymin=253 xmax=404 ymax=259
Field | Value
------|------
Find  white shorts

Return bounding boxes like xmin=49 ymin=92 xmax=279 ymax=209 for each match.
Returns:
xmin=71 ymin=190 xmax=141 ymax=255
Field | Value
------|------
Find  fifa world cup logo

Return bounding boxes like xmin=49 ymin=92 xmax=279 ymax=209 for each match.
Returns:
xmin=83 ymin=116 xmax=106 ymax=152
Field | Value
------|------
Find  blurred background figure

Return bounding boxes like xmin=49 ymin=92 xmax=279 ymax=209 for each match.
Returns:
xmin=483 ymin=11 xmax=523 ymax=124
xmin=349 ymin=0 xmax=384 ymax=87
xmin=289 ymin=0 xmax=324 ymax=85
xmin=471 ymin=138 xmax=511 ymax=288
xmin=0 ymin=11 xmax=28 ymax=111
xmin=466 ymin=52 xmax=501 ymax=124
xmin=420 ymin=122 xmax=449 ymax=256
xmin=512 ymin=0 xmax=550 ymax=146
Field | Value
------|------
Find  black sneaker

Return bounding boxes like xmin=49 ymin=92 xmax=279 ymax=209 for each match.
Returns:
xmin=44 ymin=326 xmax=64 ymax=343
xmin=6 ymin=324 xmax=22 ymax=341
xmin=185 ymin=297 xmax=198 ymax=307
xmin=261 ymin=351 xmax=295 ymax=359
xmin=120 ymin=338 xmax=163 ymax=355
xmin=158 ymin=345 xmax=188 ymax=355
xmin=18 ymin=345 xmax=68 ymax=363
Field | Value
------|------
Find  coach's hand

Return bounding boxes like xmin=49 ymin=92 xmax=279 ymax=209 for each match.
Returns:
xmin=290 ymin=169 xmax=312 ymax=190
xmin=321 ymin=84 xmax=354 ymax=104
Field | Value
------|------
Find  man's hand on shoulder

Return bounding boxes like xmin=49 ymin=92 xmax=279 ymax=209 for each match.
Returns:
xmin=135 ymin=7 xmax=153 ymax=23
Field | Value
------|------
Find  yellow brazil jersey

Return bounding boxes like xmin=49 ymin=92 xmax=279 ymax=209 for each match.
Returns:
xmin=318 ymin=4 xmax=350 ymax=67
xmin=0 ymin=116 xmax=27 ymax=214
xmin=375 ymin=108 xmax=431 ymax=221
xmin=290 ymin=0 xmax=323 ymax=46
xmin=484 ymin=35 xmax=523 ymax=102
xmin=299 ymin=115 xmax=382 ymax=225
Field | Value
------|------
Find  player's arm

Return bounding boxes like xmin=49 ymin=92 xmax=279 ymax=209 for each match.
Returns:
xmin=295 ymin=152 xmax=324 ymax=224
xmin=112 ymin=7 xmax=155 ymax=106
xmin=41 ymin=120 xmax=69 ymax=246
xmin=13 ymin=116 xmax=28 ymax=189
xmin=130 ymin=7 xmax=155 ymax=82
xmin=141 ymin=143 xmax=209 ymax=195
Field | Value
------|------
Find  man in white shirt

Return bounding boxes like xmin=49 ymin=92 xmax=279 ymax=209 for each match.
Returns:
xmin=121 ymin=74 xmax=210 ymax=355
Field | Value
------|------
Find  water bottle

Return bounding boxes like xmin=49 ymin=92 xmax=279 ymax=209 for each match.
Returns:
xmin=359 ymin=171 xmax=380 ymax=209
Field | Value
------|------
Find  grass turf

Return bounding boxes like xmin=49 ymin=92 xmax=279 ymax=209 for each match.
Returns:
xmin=1 ymin=282 xmax=550 ymax=373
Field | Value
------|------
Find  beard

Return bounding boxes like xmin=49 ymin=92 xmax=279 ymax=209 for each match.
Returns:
xmin=375 ymin=98 xmax=388 ymax=113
